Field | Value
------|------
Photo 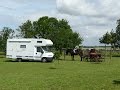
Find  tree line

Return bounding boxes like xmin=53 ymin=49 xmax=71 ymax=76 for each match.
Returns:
xmin=0 ymin=16 xmax=83 ymax=52
xmin=99 ymin=19 xmax=120 ymax=49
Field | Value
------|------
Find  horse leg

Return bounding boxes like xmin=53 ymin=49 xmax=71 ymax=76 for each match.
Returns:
xmin=71 ymin=54 xmax=74 ymax=61
xmin=79 ymin=54 xmax=82 ymax=61
xmin=72 ymin=55 xmax=74 ymax=61
xmin=81 ymin=56 xmax=82 ymax=61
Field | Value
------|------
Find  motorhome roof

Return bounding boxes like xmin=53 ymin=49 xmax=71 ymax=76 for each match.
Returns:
xmin=7 ymin=38 xmax=53 ymax=46
xmin=7 ymin=38 xmax=47 ymax=41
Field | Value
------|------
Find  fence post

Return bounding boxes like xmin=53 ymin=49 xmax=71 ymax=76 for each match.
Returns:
xmin=110 ymin=46 xmax=112 ymax=60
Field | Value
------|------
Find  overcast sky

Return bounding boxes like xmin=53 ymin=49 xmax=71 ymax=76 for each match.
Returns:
xmin=0 ymin=0 xmax=119 ymax=46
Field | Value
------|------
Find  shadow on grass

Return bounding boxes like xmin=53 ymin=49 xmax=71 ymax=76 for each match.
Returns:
xmin=113 ymin=79 xmax=120 ymax=85
xmin=90 ymin=62 xmax=102 ymax=64
xmin=4 ymin=60 xmax=43 ymax=63
xmin=49 ymin=66 xmax=57 ymax=69
xmin=0 ymin=57 xmax=5 ymax=58
xmin=55 ymin=59 xmax=75 ymax=61
xmin=5 ymin=60 xmax=18 ymax=62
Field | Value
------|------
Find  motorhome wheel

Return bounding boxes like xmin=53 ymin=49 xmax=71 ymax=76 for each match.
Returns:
xmin=17 ymin=58 xmax=22 ymax=62
xmin=42 ymin=58 xmax=47 ymax=62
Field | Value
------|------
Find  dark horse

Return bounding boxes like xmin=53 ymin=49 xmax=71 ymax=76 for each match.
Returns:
xmin=66 ymin=48 xmax=83 ymax=61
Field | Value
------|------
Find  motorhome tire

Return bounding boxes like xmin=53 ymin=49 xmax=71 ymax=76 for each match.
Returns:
xmin=17 ymin=58 xmax=22 ymax=62
xmin=42 ymin=58 xmax=47 ymax=62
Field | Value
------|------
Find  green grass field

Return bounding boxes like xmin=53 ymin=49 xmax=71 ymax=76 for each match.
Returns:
xmin=0 ymin=56 xmax=120 ymax=90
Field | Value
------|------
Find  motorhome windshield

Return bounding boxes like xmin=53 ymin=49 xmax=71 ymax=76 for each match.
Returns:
xmin=41 ymin=46 xmax=51 ymax=52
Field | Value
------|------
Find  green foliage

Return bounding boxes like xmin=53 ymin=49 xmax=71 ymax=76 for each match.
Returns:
xmin=100 ymin=18 xmax=120 ymax=48
xmin=116 ymin=19 xmax=120 ymax=40
xmin=0 ymin=52 xmax=5 ymax=58
xmin=112 ymin=51 xmax=120 ymax=57
xmin=54 ymin=51 xmax=61 ymax=59
xmin=112 ymin=55 xmax=120 ymax=57
xmin=99 ymin=32 xmax=111 ymax=45
xmin=116 ymin=19 xmax=120 ymax=47
xmin=17 ymin=16 xmax=83 ymax=50
xmin=99 ymin=30 xmax=118 ymax=50
xmin=17 ymin=20 xmax=34 ymax=38
xmin=0 ymin=27 xmax=14 ymax=51
xmin=0 ymin=52 xmax=5 ymax=55
xmin=110 ymin=30 xmax=117 ymax=48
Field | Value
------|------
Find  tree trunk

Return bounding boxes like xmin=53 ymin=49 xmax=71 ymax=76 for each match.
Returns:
xmin=110 ymin=44 xmax=112 ymax=60
xmin=105 ymin=44 xmax=106 ymax=59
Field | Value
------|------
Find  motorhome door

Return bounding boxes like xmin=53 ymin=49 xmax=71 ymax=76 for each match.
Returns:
xmin=34 ymin=47 xmax=43 ymax=60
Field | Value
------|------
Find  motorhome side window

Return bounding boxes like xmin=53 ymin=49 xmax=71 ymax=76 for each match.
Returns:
xmin=37 ymin=47 xmax=42 ymax=52
xmin=20 ymin=45 xmax=26 ymax=48
xmin=37 ymin=41 xmax=42 ymax=43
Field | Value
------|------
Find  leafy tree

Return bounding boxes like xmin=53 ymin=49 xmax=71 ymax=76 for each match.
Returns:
xmin=33 ymin=16 xmax=59 ymax=39
xmin=99 ymin=32 xmax=112 ymax=58
xmin=99 ymin=30 xmax=117 ymax=50
xmin=0 ymin=27 xmax=14 ymax=51
xmin=71 ymin=32 xmax=83 ymax=48
xmin=100 ymin=19 xmax=120 ymax=49
xmin=116 ymin=19 xmax=120 ymax=47
xmin=116 ymin=19 xmax=120 ymax=40
xmin=18 ymin=16 xmax=83 ymax=50
xmin=99 ymin=32 xmax=111 ymax=45
xmin=110 ymin=30 xmax=117 ymax=48
xmin=18 ymin=20 xmax=34 ymax=38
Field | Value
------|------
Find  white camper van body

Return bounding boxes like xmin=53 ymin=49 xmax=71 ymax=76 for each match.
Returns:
xmin=6 ymin=38 xmax=54 ymax=62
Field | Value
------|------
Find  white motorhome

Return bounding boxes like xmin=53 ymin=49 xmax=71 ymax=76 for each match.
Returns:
xmin=6 ymin=38 xmax=54 ymax=62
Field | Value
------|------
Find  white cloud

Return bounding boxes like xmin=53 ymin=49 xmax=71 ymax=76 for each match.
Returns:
xmin=0 ymin=0 xmax=56 ymax=28
xmin=56 ymin=0 xmax=119 ymax=46
xmin=0 ymin=0 xmax=119 ymax=46
xmin=57 ymin=0 xmax=120 ymax=18
xmin=57 ymin=0 xmax=99 ymax=16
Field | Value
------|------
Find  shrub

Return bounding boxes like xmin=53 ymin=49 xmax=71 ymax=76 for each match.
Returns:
xmin=0 ymin=52 xmax=5 ymax=55
xmin=54 ymin=51 xmax=61 ymax=59
xmin=112 ymin=55 xmax=120 ymax=57
xmin=112 ymin=52 xmax=120 ymax=57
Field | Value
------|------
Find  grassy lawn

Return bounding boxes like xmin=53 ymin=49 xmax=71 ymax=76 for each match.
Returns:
xmin=0 ymin=56 xmax=120 ymax=90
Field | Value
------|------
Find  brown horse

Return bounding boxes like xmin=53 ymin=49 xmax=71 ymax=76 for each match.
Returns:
xmin=66 ymin=48 xmax=83 ymax=61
